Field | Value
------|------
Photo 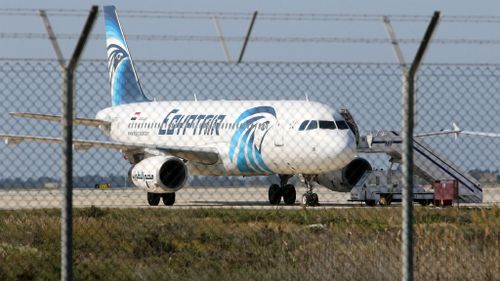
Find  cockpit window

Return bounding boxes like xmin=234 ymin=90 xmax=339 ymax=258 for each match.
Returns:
xmin=301 ymin=120 xmax=343 ymax=131
xmin=306 ymin=120 xmax=318 ymax=130
xmin=336 ymin=120 xmax=350 ymax=130
xmin=298 ymin=120 xmax=309 ymax=131
xmin=319 ymin=120 xmax=337 ymax=130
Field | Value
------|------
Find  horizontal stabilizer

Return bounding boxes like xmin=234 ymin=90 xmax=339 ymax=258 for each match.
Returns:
xmin=10 ymin=112 xmax=110 ymax=128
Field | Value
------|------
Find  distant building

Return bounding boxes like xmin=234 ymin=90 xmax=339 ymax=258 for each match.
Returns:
xmin=43 ymin=182 xmax=59 ymax=189
xmin=469 ymin=169 xmax=500 ymax=184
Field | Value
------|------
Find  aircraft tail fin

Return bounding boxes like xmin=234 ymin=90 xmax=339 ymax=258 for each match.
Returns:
xmin=103 ymin=5 xmax=150 ymax=106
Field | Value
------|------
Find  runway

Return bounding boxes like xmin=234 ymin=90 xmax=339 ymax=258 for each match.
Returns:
xmin=0 ymin=186 xmax=498 ymax=210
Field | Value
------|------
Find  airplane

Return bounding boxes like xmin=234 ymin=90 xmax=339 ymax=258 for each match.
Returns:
xmin=0 ymin=6 xmax=377 ymax=206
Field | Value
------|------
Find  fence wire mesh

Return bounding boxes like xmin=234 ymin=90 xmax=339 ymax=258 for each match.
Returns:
xmin=0 ymin=60 xmax=498 ymax=280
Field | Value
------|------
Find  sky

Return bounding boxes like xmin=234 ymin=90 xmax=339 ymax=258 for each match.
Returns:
xmin=1 ymin=0 xmax=500 ymax=63
xmin=1 ymin=0 xmax=500 ymax=181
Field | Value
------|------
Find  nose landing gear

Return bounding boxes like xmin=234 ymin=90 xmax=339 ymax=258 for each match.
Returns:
xmin=301 ymin=175 xmax=319 ymax=206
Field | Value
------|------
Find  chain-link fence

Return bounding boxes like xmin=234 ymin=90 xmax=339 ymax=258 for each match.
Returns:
xmin=0 ymin=60 xmax=498 ymax=280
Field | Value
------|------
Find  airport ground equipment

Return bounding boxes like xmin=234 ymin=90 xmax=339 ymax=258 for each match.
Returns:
xmin=433 ymin=180 xmax=459 ymax=206
xmin=349 ymin=169 xmax=434 ymax=206
xmin=94 ymin=183 xmax=111 ymax=189
xmin=358 ymin=130 xmax=482 ymax=203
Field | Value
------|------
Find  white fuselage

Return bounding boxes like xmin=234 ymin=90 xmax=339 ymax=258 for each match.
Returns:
xmin=96 ymin=100 xmax=357 ymax=176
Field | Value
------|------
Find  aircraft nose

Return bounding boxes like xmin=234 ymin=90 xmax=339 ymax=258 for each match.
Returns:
xmin=337 ymin=131 xmax=357 ymax=162
xmin=310 ymin=130 xmax=357 ymax=172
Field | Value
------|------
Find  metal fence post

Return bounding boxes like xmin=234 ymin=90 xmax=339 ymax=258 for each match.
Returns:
xmin=60 ymin=65 xmax=74 ymax=281
xmin=212 ymin=15 xmax=232 ymax=64
xmin=402 ymin=11 xmax=440 ymax=281
xmin=56 ymin=6 xmax=98 ymax=281
xmin=401 ymin=68 xmax=414 ymax=281
xmin=237 ymin=11 xmax=258 ymax=63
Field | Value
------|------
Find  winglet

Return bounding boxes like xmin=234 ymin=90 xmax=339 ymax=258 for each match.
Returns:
xmin=452 ymin=122 xmax=460 ymax=140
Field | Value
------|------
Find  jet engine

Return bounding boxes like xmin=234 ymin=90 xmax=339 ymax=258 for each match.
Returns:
xmin=316 ymin=158 xmax=372 ymax=192
xmin=129 ymin=156 xmax=188 ymax=193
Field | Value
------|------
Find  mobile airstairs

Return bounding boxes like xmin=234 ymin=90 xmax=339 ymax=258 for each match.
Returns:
xmin=357 ymin=130 xmax=482 ymax=203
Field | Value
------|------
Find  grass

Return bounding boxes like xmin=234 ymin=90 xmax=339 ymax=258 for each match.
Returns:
xmin=0 ymin=206 xmax=498 ymax=281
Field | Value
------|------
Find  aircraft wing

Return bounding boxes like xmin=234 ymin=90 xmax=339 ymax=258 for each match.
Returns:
xmin=10 ymin=112 xmax=110 ymax=128
xmin=414 ymin=130 xmax=461 ymax=138
xmin=415 ymin=130 xmax=500 ymax=138
xmin=459 ymin=131 xmax=500 ymax=138
xmin=415 ymin=123 xmax=500 ymax=139
xmin=0 ymin=134 xmax=220 ymax=165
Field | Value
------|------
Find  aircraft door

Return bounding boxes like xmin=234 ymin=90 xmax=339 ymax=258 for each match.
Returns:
xmin=274 ymin=121 xmax=284 ymax=147
xmin=339 ymin=108 xmax=360 ymax=146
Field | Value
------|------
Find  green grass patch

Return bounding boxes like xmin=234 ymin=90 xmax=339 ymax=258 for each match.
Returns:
xmin=0 ymin=207 xmax=498 ymax=281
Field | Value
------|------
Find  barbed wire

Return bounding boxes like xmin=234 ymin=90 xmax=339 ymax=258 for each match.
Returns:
xmin=1 ymin=8 xmax=500 ymax=23
xmin=1 ymin=32 xmax=499 ymax=45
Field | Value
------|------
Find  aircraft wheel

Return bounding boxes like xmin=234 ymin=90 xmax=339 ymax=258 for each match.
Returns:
xmin=301 ymin=194 xmax=308 ymax=206
xmin=147 ymin=192 xmax=161 ymax=206
xmin=301 ymin=193 xmax=319 ymax=206
xmin=379 ymin=196 xmax=392 ymax=206
xmin=311 ymin=193 xmax=319 ymax=206
xmin=419 ymin=200 xmax=430 ymax=206
xmin=268 ymin=184 xmax=282 ymax=205
xmin=283 ymin=184 xmax=296 ymax=205
xmin=365 ymin=199 xmax=377 ymax=206
xmin=162 ymin=193 xmax=176 ymax=206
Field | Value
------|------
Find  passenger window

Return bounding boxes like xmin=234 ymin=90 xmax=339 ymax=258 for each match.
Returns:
xmin=298 ymin=120 xmax=309 ymax=131
xmin=307 ymin=120 xmax=318 ymax=130
xmin=319 ymin=120 xmax=336 ymax=130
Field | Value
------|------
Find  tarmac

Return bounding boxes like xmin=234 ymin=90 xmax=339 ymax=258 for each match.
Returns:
xmin=0 ymin=186 xmax=498 ymax=210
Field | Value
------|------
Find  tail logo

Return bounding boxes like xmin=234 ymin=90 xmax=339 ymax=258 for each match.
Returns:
xmin=107 ymin=43 xmax=129 ymax=87
xmin=104 ymin=5 xmax=148 ymax=106
xmin=229 ymin=106 xmax=276 ymax=174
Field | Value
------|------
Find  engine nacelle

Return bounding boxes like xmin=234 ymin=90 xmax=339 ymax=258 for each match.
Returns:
xmin=129 ymin=156 xmax=188 ymax=193
xmin=316 ymin=158 xmax=372 ymax=192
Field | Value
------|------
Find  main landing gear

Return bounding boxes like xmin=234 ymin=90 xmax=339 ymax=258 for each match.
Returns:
xmin=301 ymin=175 xmax=319 ymax=206
xmin=268 ymin=175 xmax=296 ymax=205
xmin=147 ymin=192 xmax=176 ymax=206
